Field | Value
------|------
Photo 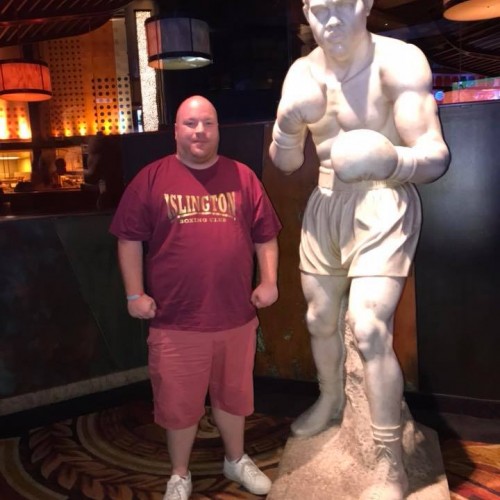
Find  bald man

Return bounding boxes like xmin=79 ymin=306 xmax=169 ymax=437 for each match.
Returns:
xmin=111 ymin=96 xmax=281 ymax=500
xmin=270 ymin=0 xmax=449 ymax=498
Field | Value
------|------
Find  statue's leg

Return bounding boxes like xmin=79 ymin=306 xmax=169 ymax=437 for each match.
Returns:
xmin=291 ymin=272 xmax=350 ymax=438
xmin=348 ymin=276 xmax=408 ymax=500
xmin=359 ymin=424 xmax=409 ymax=500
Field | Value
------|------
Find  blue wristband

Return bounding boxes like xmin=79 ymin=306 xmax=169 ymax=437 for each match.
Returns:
xmin=127 ymin=294 xmax=142 ymax=301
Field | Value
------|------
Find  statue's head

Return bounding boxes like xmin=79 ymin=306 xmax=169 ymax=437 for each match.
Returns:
xmin=302 ymin=0 xmax=374 ymax=17
xmin=301 ymin=0 xmax=373 ymax=62
xmin=302 ymin=0 xmax=374 ymax=7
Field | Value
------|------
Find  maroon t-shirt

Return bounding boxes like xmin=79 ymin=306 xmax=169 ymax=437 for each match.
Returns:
xmin=109 ymin=155 xmax=281 ymax=331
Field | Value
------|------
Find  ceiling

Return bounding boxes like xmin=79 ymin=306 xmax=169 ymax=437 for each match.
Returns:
xmin=0 ymin=0 xmax=131 ymax=48
xmin=0 ymin=0 xmax=498 ymax=77
xmin=368 ymin=0 xmax=500 ymax=76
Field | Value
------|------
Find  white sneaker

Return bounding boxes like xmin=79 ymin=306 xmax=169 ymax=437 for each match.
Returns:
xmin=223 ymin=454 xmax=272 ymax=495
xmin=163 ymin=472 xmax=192 ymax=500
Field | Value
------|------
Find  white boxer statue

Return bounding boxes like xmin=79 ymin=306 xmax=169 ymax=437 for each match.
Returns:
xmin=269 ymin=0 xmax=450 ymax=498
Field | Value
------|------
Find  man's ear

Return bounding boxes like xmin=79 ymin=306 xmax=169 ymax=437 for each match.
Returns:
xmin=365 ymin=0 xmax=374 ymax=15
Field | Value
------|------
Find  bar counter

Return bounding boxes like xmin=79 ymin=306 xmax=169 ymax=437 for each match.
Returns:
xmin=1 ymin=187 xmax=99 ymax=216
xmin=0 ymin=211 xmax=147 ymax=416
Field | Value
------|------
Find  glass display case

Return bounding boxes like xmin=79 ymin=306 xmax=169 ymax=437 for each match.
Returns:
xmin=0 ymin=150 xmax=31 ymax=192
xmin=0 ymin=144 xmax=96 ymax=216
xmin=0 ymin=146 xmax=84 ymax=193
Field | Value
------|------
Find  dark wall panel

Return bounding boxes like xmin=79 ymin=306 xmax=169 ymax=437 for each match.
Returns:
xmin=416 ymin=101 xmax=500 ymax=400
xmin=120 ymin=123 xmax=265 ymax=182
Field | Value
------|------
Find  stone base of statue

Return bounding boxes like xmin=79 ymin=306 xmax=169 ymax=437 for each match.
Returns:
xmin=268 ymin=314 xmax=450 ymax=500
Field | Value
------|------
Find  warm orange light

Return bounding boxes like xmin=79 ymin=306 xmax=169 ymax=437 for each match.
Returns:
xmin=443 ymin=0 xmax=500 ymax=21
xmin=0 ymin=115 xmax=7 ymax=139
xmin=0 ymin=59 xmax=52 ymax=102
xmin=18 ymin=116 xmax=31 ymax=139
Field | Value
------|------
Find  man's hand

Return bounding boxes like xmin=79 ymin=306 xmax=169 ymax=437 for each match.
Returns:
xmin=127 ymin=293 xmax=157 ymax=319
xmin=251 ymin=283 xmax=279 ymax=309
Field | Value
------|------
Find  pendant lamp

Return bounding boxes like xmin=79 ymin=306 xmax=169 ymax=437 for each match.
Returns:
xmin=443 ymin=0 xmax=500 ymax=21
xmin=0 ymin=59 xmax=52 ymax=101
xmin=145 ymin=16 xmax=212 ymax=70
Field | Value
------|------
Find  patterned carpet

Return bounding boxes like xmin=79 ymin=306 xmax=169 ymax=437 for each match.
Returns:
xmin=443 ymin=440 xmax=500 ymax=500
xmin=0 ymin=400 xmax=498 ymax=499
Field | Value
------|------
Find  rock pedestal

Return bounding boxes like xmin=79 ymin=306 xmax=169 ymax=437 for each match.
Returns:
xmin=268 ymin=312 xmax=450 ymax=499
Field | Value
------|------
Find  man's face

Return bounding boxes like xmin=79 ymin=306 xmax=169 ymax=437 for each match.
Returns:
xmin=304 ymin=0 xmax=369 ymax=62
xmin=175 ymin=97 xmax=219 ymax=168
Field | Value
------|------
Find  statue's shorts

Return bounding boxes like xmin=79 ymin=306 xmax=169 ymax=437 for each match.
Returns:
xmin=147 ymin=316 xmax=258 ymax=429
xmin=299 ymin=167 xmax=422 ymax=277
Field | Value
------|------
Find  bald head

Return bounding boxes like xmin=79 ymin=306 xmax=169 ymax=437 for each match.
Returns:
xmin=175 ymin=95 xmax=220 ymax=169
xmin=175 ymin=95 xmax=218 ymax=125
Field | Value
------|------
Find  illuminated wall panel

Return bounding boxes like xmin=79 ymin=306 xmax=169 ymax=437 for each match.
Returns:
xmin=43 ymin=37 xmax=87 ymax=137
xmin=136 ymin=10 xmax=159 ymax=132
xmin=41 ymin=18 xmax=133 ymax=137
xmin=0 ymin=100 xmax=31 ymax=140
xmin=112 ymin=18 xmax=134 ymax=134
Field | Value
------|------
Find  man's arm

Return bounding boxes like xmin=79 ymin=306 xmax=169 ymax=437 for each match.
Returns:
xmin=385 ymin=42 xmax=450 ymax=184
xmin=117 ymin=238 xmax=156 ymax=319
xmin=251 ymin=237 xmax=279 ymax=309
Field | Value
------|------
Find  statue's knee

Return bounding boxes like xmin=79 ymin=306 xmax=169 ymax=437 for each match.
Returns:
xmin=306 ymin=311 xmax=335 ymax=339
xmin=349 ymin=316 xmax=388 ymax=358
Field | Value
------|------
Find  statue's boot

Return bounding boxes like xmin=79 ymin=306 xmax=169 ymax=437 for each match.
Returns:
xmin=359 ymin=425 xmax=409 ymax=500
xmin=291 ymin=336 xmax=345 ymax=437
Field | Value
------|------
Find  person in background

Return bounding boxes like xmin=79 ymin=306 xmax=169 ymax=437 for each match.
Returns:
xmin=269 ymin=0 xmax=450 ymax=498
xmin=85 ymin=132 xmax=123 ymax=209
xmin=53 ymin=157 xmax=67 ymax=187
xmin=30 ymin=156 xmax=55 ymax=190
xmin=110 ymin=95 xmax=281 ymax=500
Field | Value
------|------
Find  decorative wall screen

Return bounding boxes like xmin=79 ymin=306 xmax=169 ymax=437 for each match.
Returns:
xmin=0 ymin=100 xmax=31 ymax=140
xmin=41 ymin=18 xmax=133 ymax=137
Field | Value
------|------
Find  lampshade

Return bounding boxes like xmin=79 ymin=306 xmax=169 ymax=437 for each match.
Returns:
xmin=0 ymin=59 xmax=52 ymax=101
xmin=443 ymin=0 xmax=500 ymax=21
xmin=145 ymin=16 xmax=212 ymax=70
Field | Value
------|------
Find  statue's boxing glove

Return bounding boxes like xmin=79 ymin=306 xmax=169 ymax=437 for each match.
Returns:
xmin=273 ymin=61 xmax=327 ymax=149
xmin=331 ymin=129 xmax=417 ymax=183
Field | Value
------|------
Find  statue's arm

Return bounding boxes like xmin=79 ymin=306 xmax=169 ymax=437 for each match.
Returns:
xmin=270 ymin=57 xmax=326 ymax=174
xmin=385 ymin=43 xmax=450 ymax=184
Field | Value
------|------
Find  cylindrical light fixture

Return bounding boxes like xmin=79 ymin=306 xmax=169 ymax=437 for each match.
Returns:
xmin=145 ymin=16 xmax=212 ymax=70
xmin=0 ymin=59 xmax=52 ymax=101
xmin=443 ymin=0 xmax=500 ymax=21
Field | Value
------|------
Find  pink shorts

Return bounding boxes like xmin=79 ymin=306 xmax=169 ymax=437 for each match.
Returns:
xmin=147 ymin=317 xmax=258 ymax=430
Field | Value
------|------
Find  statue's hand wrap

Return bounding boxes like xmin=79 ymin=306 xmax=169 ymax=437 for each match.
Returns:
xmin=390 ymin=147 xmax=418 ymax=183
xmin=272 ymin=122 xmax=305 ymax=150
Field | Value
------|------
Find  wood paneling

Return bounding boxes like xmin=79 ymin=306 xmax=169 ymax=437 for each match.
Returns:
xmin=255 ymin=124 xmax=318 ymax=381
